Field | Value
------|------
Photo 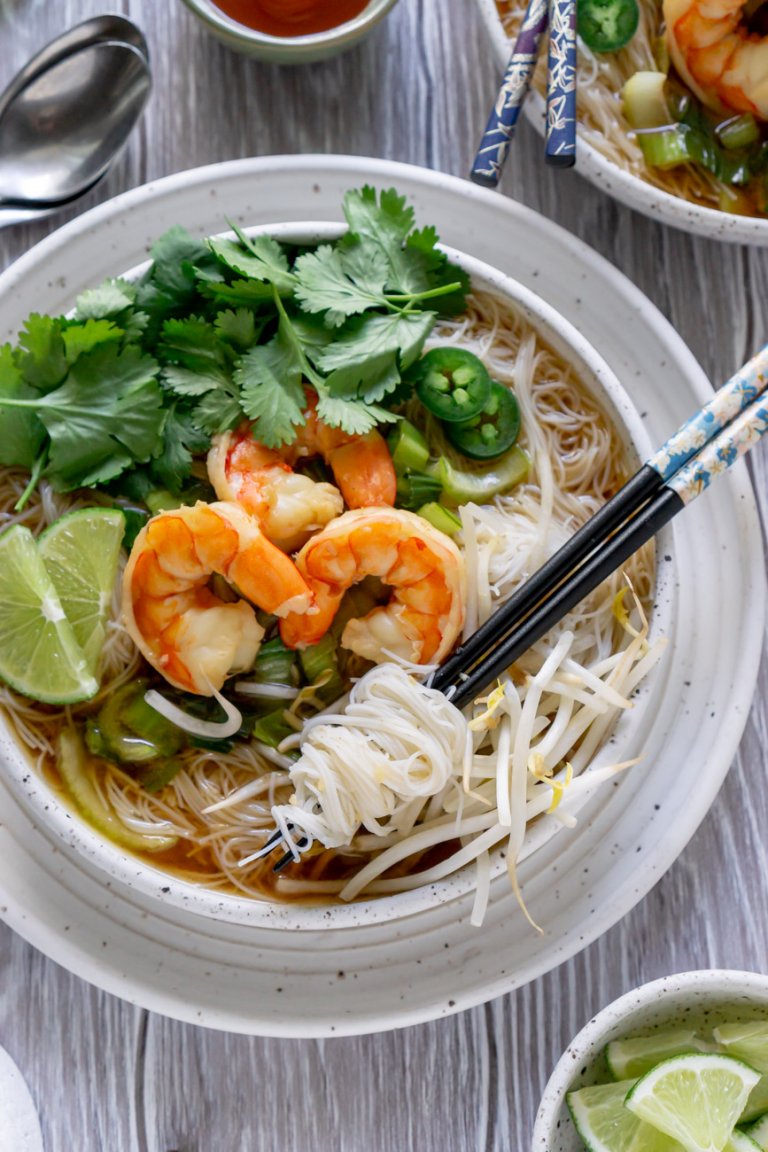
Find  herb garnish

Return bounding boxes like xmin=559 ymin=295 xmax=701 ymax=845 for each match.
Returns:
xmin=0 ymin=187 xmax=468 ymax=506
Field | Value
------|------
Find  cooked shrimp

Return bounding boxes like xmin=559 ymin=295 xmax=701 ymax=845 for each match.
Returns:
xmin=664 ymin=0 xmax=768 ymax=117
xmin=279 ymin=507 xmax=465 ymax=666
xmin=207 ymin=390 xmax=396 ymax=552
xmin=122 ymin=501 xmax=313 ymax=696
xmin=207 ymin=425 xmax=344 ymax=553
xmin=292 ymin=389 xmax=397 ymax=510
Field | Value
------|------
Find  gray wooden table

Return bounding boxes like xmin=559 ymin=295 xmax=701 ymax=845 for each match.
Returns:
xmin=0 ymin=1 xmax=766 ymax=1149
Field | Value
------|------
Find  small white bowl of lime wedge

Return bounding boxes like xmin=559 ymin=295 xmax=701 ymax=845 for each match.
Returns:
xmin=533 ymin=970 xmax=768 ymax=1152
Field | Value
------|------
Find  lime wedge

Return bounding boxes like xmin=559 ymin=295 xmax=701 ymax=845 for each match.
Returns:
xmin=0 ymin=525 xmax=98 ymax=704
xmin=740 ymin=1079 xmax=768 ymax=1126
xmin=743 ymin=1112 xmax=768 ymax=1149
xmin=607 ymin=1032 xmax=705 ymax=1080
xmin=38 ymin=508 xmax=124 ymax=676
xmin=625 ymin=1053 xmax=760 ymax=1152
xmin=714 ymin=1026 xmax=768 ymax=1075
xmin=567 ymin=1080 xmax=686 ymax=1151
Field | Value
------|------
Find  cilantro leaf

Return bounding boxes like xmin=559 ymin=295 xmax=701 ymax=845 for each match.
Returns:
xmin=214 ymin=308 xmax=259 ymax=350
xmin=209 ymin=231 xmax=295 ymax=294
xmin=235 ymin=309 xmax=307 ymax=447
xmin=62 ymin=319 xmax=123 ymax=364
xmin=406 ymin=226 xmax=471 ymax=315
xmin=37 ymin=345 xmax=164 ymax=489
xmin=0 ymin=344 xmax=46 ymax=468
xmin=342 ymin=186 xmax=429 ymax=296
xmin=159 ymin=317 xmax=228 ymax=371
xmin=151 ymin=404 xmax=211 ymax=492
xmin=316 ymin=311 xmax=435 ymax=374
xmin=191 ymin=388 xmax=243 ymax=436
xmin=314 ymin=391 xmax=399 ymax=436
xmin=161 ymin=363 xmax=232 ymax=397
xmin=293 ymin=245 xmax=384 ymax=325
xmin=324 ymin=352 xmax=400 ymax=404
xmin=197 ymin=276 xmax=275 ymax=307
xmin=74 ymin=278 xmax=136 ymax=320
xmin=15 ymin=315 xmax=68 ymax=391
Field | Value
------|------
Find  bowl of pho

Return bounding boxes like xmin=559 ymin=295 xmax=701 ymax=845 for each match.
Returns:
xmin=475 ymin=0 xmax=768 ymax=244
xmin=0 ymin=186 xmax=673 ymax=932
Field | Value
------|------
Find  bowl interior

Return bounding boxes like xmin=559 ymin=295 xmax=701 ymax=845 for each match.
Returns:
xmin=0 ymin=221 xmax=674 ymax=931
xmin=472 ymin=0 xmax=768 ymax=245
xmin=532 ymin=971 xmax=768 ymax=1151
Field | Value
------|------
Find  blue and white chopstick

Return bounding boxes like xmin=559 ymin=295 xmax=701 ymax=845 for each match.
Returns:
xmin=431 ymin=345 xmax=768 ymax=706
xmin=470 ymin=0 xmax=549 ymax=187
xmin=544 ymin=0 xmax=577 ymax=166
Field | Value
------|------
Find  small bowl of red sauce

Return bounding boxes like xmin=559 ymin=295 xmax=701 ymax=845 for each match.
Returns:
xmin=179 ymin=0 xmax=402 ymax=62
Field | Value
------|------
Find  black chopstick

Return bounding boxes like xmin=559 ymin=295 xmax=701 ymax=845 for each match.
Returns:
xmin=431 ymin=345 xmax=768 ymax=710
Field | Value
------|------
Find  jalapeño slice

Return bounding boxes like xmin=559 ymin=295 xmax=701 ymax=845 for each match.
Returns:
xmin=412 ymin=348 xmax=492 ymax=422
xmin=445 ymin=381 xmax=521 ymax=459
xmin=577 ymin=0 xmax=639 ymax=53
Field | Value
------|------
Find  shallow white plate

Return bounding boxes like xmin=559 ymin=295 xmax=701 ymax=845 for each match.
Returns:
xmin=0 ymin=155 xmax=763 ymax=1037
xmin=474 ymin=0 xmax=768 ymax=245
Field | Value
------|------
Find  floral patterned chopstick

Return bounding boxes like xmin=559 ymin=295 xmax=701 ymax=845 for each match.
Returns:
xmin=470 ymin=0 xmax=548 ymax=187
xmin=431 ymin=344 xmax=768 ymax=707
xmin=544 ymin=0 xmax=577 ymax=166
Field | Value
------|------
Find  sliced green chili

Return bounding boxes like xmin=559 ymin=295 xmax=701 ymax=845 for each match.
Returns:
xmin=410 ymin=348 xmax=492 ymax=422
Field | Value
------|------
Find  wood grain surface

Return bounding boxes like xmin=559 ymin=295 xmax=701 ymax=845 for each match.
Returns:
xmin=0 ymin=1 xmax=766 ymax=1149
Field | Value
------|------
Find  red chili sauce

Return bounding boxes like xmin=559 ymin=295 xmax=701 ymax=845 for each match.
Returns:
xmin=212 ymin=0 xmax=370 ymax=37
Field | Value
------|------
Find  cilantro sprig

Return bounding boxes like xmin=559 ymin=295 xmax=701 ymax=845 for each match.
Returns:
xmin=0 ymin=186 xmax=468 ymax=505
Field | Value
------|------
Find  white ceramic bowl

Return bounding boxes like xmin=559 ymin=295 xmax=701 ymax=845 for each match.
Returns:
xmin=532 ymin=969 xmax=768 ymax=1151
xmin=178 ymin=0 xmax=401 ymax=62
xmin=473 ymin=0 xmax=768 ymax=245
xmin=0 ymin=223 xmax=673 ymax=932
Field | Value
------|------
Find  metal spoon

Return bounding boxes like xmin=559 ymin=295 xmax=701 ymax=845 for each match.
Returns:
xmin=0 ymin=18 xmax=151 ymax=227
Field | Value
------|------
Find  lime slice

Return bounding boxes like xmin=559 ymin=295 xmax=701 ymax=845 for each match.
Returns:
xmin=607 ymin=1031 xmax=705 ymax=1080
xmin=38 ymin=508 xmax=124 ymax=676
xmin=567 ymin=1080 xmax=686 ymax=1151
xmin=714 ymin=1026 xmax=768 ymax=1076
xmin=0 ymin=525 xmax=98 ymax=704
xmin=743 ymin=1112 xmax=768 ymax=1149
xmin=740 ymin=1079 xmax=768 ymax=1126
xmin=625 ymin=1053 xmax=761 ymax=1152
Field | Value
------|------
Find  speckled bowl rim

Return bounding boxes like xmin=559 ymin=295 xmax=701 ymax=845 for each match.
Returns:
xmin=0 ymin=223 xmax=673 ymax=932
xmin=473 ymin=0 xmax=768 ymax=246
xmin=532 ymin=969 xmax=768 ymax=1151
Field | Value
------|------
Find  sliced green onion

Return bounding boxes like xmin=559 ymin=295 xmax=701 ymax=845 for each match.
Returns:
xmin=249 ymin=637 xmax=296 ymax=685
xmin=396 ymin=470 xmax=443 ymax=510
xmin=132 ymin=758 xmax=184 ymax=794
xmin=299 ymin=633 xmax=338 ymax=685
xmin=252 ymin=708 xmax=295 ymax=748
xmin=144 ymin=687 xmax=243 ymax=739
xmin=433 ymin=447 xmax=529 ymax=504
xmin=417 ymin=503 xmax=463 ymax=537
xmin=637 ymin=126 xmax=693 ymax=169
xmin=58 ymin=728 xmax=177 ymax=851
xmin=90 ymin=680 xmax=185 ymax=764
xmin=716 ymin=113 xmax=760 ymax=151
xmin=145 ymin=489 xmax=183 ymax=515
xmin=388 ymin=420 xmax=430 ymax=473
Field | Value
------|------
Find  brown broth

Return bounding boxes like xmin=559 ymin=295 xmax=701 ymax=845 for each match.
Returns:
xmin=211 ymin=0 xmax=370 ymax=37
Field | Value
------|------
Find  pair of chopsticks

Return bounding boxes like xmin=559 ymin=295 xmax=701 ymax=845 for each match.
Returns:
xmin=471 ymin=0 xmax=577 ymax=186
xmin=430 ymin=345 xmax=768 ymax=709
